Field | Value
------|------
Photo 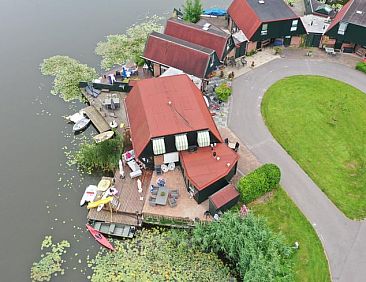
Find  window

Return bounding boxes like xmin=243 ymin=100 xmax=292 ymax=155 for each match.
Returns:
xmin=210 ymin=55 xmax=215 ymax=67
xmin=338 ymin=22 xmax=348 ymax=35
xmin=291 ymin=20 xmax=298 ymax=32
xmin=261 ymin=23 xmax=268 ymax=35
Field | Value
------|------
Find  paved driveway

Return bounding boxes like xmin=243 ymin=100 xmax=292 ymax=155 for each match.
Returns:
xmin=228 ymin=58 xmax=366 ymax=282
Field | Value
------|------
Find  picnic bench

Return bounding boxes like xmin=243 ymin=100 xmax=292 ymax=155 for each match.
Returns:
xmin=325 ymin=47 xmax=336 ymax=56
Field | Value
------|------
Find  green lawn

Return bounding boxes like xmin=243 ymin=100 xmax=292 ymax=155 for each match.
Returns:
xmin=250 ymin=188 xmax=330 ymax=282
xmin=261 ymin=75 xmax=366 ymax=219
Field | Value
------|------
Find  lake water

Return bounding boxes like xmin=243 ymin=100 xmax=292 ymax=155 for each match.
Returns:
xmin=0 ymin=0 xmax=230 ymax=280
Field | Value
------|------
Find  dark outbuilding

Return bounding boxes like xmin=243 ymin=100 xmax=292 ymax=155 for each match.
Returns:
xmin=208 ymin=184 xmax=240 ymax=215
xmin=325 ymin=0 xmax=366 ymax=52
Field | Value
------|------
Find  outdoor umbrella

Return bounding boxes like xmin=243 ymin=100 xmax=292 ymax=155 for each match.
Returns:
xmin=119 ymin=159 xmax=124 ymax=178
xmin=137 ymin=179 xmax=142 ymax=193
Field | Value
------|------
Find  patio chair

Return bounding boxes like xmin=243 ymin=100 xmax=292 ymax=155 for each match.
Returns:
xmin=155 ymin=165 xmax=162 ymax=175
xmin=149 ymin=196 xmax=156 ymax=207
xmin=169 ymin=189 xmax=180 ymax=198
xmin=168 ymin=197 xmax=177 ymax=208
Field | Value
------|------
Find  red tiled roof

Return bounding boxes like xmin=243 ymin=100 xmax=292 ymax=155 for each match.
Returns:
xmin=209 ymin=184 xmax=240 ymax=209
xmin=125 ymin=75 xmax=222 ymax=158
xmin=326 ymin=0 xmax=354 ymax=32
xmin=180 ymin=143 xmax=239 ymax=191
xmin=228 ymin=0 xmax=263 ymax=40
xmin=143 ymin=32 xmax=213 ymax=78
xmin=164 ymin=18 xmax=229 ymax=60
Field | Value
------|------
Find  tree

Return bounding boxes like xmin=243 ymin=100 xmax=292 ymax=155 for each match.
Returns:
xmin=95 ymin=16 xmax=163 ymax=70
xmin=183 ymin=0 xmax=203 ymax=23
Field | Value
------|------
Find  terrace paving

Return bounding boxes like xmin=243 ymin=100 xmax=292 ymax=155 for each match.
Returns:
xmin=142 ymin=167 xmax=209 ymax=222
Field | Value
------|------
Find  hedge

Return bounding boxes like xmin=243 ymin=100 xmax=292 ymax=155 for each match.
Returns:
xmin=356 ymin=62 xmax=366 ymax=74
xmin=238 ymin=163 xmax=281 ymax=203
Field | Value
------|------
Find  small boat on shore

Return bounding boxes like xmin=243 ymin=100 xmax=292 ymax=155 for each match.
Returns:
xmin=65 ymin=112 xmax=84 ymax=124
xmin=86 ymin=224 xmax=115 ymax=251
xmin=80 ymin=185 xmax=97 ymax=206
xmin=91 ymin=221 xmax=136 ymax=238
xmin=93 ymin=131 xmax=114 ymax=143
xmin=73 ymin=117 xmax=90 ymax=132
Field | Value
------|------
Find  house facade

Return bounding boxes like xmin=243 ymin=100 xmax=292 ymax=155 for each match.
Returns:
xmin=125 ymin=75 xmax=239 ymax=203
xmin=325 ymin=0 xmax=366 ymax=56
xmin=228 ymin=0 xmax=306 ymax=52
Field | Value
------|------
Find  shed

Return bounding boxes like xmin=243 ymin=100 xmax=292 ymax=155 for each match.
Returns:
xmin=208 ymin=184 xmax=240 ymax=215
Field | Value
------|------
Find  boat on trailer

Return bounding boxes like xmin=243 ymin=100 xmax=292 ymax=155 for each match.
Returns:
xmin=86 ymin=224 xmax=115 ymax=251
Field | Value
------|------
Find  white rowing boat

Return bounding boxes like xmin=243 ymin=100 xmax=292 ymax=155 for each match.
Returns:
xmin=93 ymin=131 xmax=114 ymax=143
xmin=73 ymin=117 xmax=90 ymax=132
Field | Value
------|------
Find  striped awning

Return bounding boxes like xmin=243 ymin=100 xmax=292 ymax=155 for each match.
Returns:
xmin=197 ymin=130 xmax=210 ymax=147
xmin=175 ymin=134 xmax=188 ymax=151
xmin=152 ymin=137 xmax=166 ymax=155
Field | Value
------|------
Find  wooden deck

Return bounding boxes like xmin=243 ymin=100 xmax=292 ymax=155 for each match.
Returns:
xmin=83 ymin=105 xmax=110 ymax=133
xmin=87 ymin=169 xmax=152 ymax=226
xmin=87 ymin=209 xmax=139 ymax=226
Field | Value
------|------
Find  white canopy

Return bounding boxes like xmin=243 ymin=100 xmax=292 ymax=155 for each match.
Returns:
xmin=152 ymin=137 xmax=166 ymax=155
xmin=175 ymin=134 xmax=188 ymax=151
xmin=197 ymin=130 xmax=210 ymax=147
xmin=164 ymin=152 xmax=179 ymax=164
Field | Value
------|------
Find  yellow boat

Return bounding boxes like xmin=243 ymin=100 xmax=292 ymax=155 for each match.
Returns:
xmin=87 ymin=197 xmax=113 ymax=209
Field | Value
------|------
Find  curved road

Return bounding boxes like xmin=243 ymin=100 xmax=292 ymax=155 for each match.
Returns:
xmin=229 ymin=59 xmax=366 ymax=282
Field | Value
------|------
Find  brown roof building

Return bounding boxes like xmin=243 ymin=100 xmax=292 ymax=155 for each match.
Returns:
xmin=164 ymin=18 xmax=235 ymax=61
xmin=125 ymin=74 xmax=239 ymax=203
xmin=142 ymin=31 xmax=221 ymax=79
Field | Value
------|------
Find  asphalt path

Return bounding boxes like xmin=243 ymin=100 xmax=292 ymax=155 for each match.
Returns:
xmin=228 ymin=59 xmax=366 ymax=282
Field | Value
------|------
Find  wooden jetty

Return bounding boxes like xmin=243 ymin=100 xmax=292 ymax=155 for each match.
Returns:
xmin=83 ymin=106 xmax=110 ymax=133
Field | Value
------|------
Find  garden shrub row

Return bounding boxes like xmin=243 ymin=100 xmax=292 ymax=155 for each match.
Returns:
xmin=238 ymin=163 xmax=281 ymax=203
xmin=356 ymin=62 xmax=366 ymax=74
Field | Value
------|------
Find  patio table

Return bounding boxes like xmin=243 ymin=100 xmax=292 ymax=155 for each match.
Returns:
xmin=155 ymin=186 xmax=169 ymax=206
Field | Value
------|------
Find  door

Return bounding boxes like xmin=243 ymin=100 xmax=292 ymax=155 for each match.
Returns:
xmin=312 ymin=34 xmax=322 ymax=48
xmin=334 ymin=40 xmax=342 ymax=50
xmin=283 ymin=36 xmax=291 ymax=47
xmin=235 ymin=42 xmax=247 ymax=58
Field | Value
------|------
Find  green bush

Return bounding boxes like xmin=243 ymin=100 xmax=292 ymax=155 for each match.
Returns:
xmin=70 ymin=131 xmax=124 ymax=174
xmin=215 ymin=83 xmax=232 ymax=102
xmin=238 ymin=163 xmax=281 ymax=203
xmin=356 ymin=62 xmax=366 ymax=74
xmin=193 ymin=211 xmax=293 ymax=281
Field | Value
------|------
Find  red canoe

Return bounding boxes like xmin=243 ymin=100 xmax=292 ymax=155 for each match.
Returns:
xmin=86 ymin=224 xmax=115 ymax=251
